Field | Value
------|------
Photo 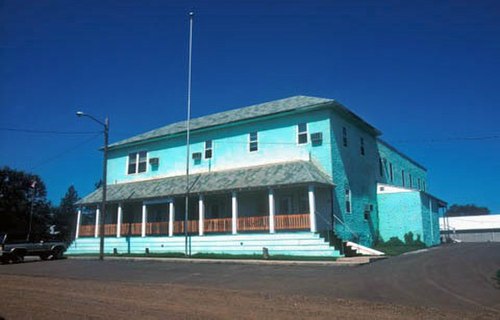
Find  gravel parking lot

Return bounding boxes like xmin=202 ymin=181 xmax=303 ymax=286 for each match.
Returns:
xmin=1 ymin=243 xmax=499 ymax=319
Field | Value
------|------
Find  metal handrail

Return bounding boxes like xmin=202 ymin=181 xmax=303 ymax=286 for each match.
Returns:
xmin=315 ymin=211 xmax=333 ymax=231
xmin=332 ymin=214 xmax=359 ymax=239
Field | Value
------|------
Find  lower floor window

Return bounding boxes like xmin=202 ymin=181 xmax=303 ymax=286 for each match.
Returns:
xmin=345 ymin=188 xmax=351 ymax=213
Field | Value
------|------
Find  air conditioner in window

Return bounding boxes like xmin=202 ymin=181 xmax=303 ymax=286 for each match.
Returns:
xmin=310 ymin=132 xmax=323 ymax=146
xmin=192 ymin=152 xmax=202 ymax=160
xmin=149 ymin=157 xmax=159 ymax=166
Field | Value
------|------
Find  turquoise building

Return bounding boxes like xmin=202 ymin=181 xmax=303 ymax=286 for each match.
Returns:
xmin=68 ymin=96 xmax=446 ymax=257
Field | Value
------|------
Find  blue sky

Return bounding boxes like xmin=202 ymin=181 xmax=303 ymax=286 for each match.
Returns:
xmin=1 ymin=0 xmax=499 ymax=212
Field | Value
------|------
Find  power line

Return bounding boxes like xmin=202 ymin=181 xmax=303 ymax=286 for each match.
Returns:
xmin=0 ymin=127 xmax=100 ymax=135
xmin=394 ymin=135 xmax=500 ymax=144
xmin=29 ymin=133 xmax=102 ymax=170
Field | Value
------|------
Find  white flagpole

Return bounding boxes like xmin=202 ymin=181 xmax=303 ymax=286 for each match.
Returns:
xmin=185 ymin=11 xmax=194 ymax=256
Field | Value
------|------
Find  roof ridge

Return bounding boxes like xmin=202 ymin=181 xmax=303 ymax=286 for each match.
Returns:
xmin=108 ymin=95 xmax=333 ymax=149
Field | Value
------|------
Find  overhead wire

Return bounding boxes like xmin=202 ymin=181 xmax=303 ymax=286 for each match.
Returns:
xmin=29 ymin=133 xmax=102 ymax=170
xmin=0 ymin=127 xmax=100 ymax=135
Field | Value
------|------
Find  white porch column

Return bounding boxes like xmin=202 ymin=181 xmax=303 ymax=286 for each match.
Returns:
xmin=199 ymin=194 xmax=205 ymax=236
xmin=232 ymin=192 xmax=238 ymax=235
xmin=75 ymin=208 xmax=82 ymax=239
xmin=168 ymin=201 xmax=175 ymax=237
xmin=269 ymin=189 xmax=275 ymax=234
xmin=308 ymin=185 xmax=317 ymax=233
xmin=116 ymin=203 xmax=122 ymax=238
xmin=94 ymin=207 xmax=100 ymax=238
xmin=141 ymin=203 xmax=147 ymax=237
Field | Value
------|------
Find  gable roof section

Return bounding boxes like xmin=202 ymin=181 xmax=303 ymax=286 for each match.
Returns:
xmin=377 ymin=139 xmax=427 ymax=171
xmin=108 ymin=95 xmax=381 ymax=150
xmin=77 ymin=160 xmax=334 ymax=205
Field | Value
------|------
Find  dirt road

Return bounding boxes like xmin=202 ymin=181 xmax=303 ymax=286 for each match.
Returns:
xmin=1 ymin=243 xmax=499 ymax=319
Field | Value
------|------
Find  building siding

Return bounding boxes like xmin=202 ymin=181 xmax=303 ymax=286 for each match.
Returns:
xmin=107 ymin=109 xmax=333 ymax=185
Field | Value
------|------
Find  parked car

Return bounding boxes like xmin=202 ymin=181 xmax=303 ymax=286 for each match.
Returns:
xmin=0 ymin=233 xmax=66 ymax=264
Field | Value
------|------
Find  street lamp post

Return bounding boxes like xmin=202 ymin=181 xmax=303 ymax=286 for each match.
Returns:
xmin=76 ymin=111 xmax=109 ymax=261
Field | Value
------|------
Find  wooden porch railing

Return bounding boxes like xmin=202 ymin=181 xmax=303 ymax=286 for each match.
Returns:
xmin=204 ymin=217 xmax=232 ymax=233
xmin=146 ymin=222 xmax=169 ymax=235
xmin=275 ymin=213 xmax=310 ymax=230
xmin=120 ymin=223 xmax=142 ymax=236
xmin=78 ymin=225 xmax=95 ymax=237
xmin=78 ymin=214 xmax=310 ymax=238
xmin=238 ymin=216 xmax=269 ymax=231
xmin=104 ymin=224 xmax=117 ymax=236
xmin=173 ymin=220 xmax=199 ymax=234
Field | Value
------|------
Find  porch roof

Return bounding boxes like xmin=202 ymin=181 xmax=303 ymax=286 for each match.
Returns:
xmin=77 ymin=160 xmax=334 ymax=205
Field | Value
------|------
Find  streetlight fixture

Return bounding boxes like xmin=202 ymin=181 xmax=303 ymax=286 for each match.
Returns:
xmin=76 ymin=111 xmax=109 ymax=261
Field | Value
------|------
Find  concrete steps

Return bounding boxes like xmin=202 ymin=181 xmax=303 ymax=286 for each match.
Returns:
xmin=66 ymin=232 xmax=342 ymax=257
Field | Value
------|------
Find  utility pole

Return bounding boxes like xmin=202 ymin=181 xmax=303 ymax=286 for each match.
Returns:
xmin=185 ymin=11 xmax=194 ymax=256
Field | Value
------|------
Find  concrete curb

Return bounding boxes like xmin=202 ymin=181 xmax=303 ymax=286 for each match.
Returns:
xmin=66 ymin=255 xmax=386 ymax=266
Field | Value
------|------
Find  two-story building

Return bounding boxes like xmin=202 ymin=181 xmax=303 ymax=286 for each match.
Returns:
xmin=67 ymin=96 xmax=446 ymax=257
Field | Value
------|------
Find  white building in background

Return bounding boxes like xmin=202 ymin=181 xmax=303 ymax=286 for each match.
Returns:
xmin=440 ymin=214 xmax=500 ymax=242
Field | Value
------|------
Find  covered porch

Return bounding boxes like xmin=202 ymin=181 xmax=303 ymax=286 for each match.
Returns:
xmin=75 ymin=161 xmax=334 ymax=239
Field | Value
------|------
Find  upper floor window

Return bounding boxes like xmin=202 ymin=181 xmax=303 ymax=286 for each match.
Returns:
xmin=409 ymin=173 xmax=413 ymax=188
xmin=423 ymin=181 xmax=426 ymax=192
xmin=345 ymin=188 xmax=352 ymax=213
xmin=379 ymin=158 xmax=384 ymax=177
xmin=249 ymin=132 xmax=258 ymax=152
xmin=418 ymin=178 xmax=421 ymax=190
xmin=297 ymin=123 xmax=308 ymax=144
xmin=342 ymin=127 xmax=348 ymax=147
xmin=205 ymin=140 xmax=213 ymax=159
xmin=128 ymin=151 xmax=147 ymax=174
xmin=360 ymin=137 xmax=365 ymax=155
xmin=389 ymin=163 xmax=394 ymax=182
xmin=402 ymin=170 xmax=405 ymax=187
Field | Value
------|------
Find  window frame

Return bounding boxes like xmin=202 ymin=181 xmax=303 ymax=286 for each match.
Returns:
xmin=402 ymin=169 xmax=405 ymax=187
xmin=297 ymin=123 xmax=308 ymax=145
xmin=360 ymin=137 xmax=365 ymax=155
xmin=389 ymin=163 xmax=394 ymax=182
xmin=204 ymin=140 xmax=213 ymax=159
xmin=126 ymin=151 xmax=148 ymax=175
xmin=249 ymin=131 xmax=258 ymax=152
xmin=379 ymin=158 xmax=384 ymax=177
xmin=342 ymin=127 xmax=348 ymax=147
xmin=345 ymin=188 xmax=352 ymax=214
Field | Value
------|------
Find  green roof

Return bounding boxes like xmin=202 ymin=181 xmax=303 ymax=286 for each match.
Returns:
xmin=108 ymin=95 xmax=381 ymax=149
xmin=77 ymin=160 xmax=334 ymax=205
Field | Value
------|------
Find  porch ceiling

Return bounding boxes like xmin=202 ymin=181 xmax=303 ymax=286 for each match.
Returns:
xmin=77 ymin=160 xmax=334 ymax=205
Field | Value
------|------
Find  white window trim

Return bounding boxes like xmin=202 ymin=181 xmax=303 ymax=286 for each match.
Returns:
xmin=126 ymin=151 xmax=149 ymax=175
xmin=342 ymin=127 xmax=348 ymax=147
xmin=345 ymin=188 xmax=352 ymax=214
xmin=297 ymin=123 xmax=308 ymax=145
xmin=248 ymin=132 xmax=259 ymax=153
xmin=204 ymin=140 xmax=213 ymax=159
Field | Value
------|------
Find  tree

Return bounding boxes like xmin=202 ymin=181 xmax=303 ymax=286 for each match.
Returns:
xmin=446 ymin=204 xmax=490 ymax=217
xmin=52 ymin=185 xmax=80 ymax=242
xmin=0 ymin=166 xmax=52 ymax=239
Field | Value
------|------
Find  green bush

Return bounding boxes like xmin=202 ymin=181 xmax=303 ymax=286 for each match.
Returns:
xmin=373 ymin=232 xmax=426 ymax=256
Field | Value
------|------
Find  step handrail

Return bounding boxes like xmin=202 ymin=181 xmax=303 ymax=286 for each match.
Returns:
xmin=332 ymin=214 xmax=360 ymax=240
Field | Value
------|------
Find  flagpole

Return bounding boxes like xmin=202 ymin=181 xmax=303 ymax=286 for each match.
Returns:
xmin=185 ymin=11 xmax=194 ymax=256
